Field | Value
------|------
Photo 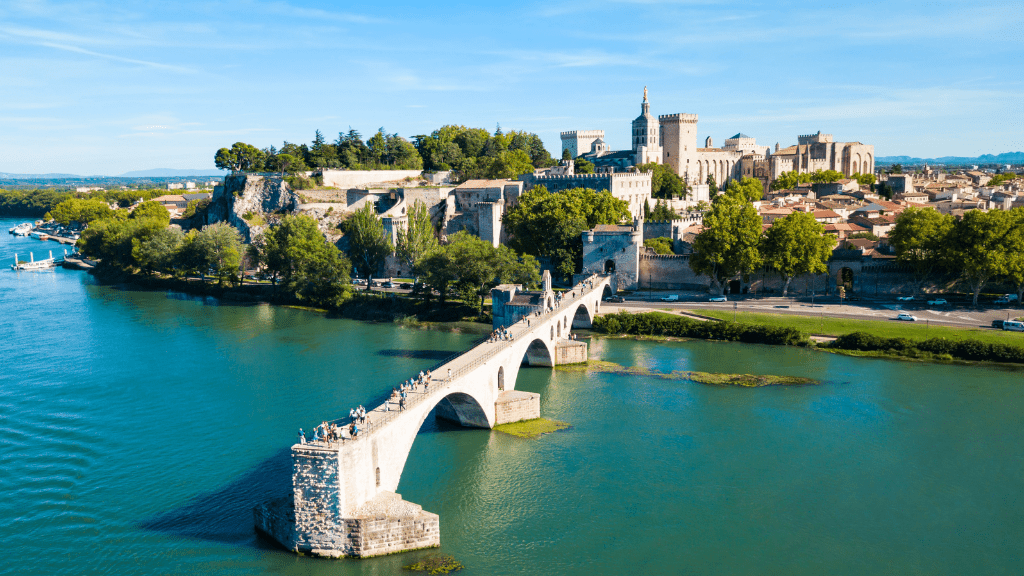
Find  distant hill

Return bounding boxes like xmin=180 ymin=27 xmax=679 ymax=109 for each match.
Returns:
xmin=118 ymin=168 xmax=224 ymax=177
xmin=876 ymin=151 xmax=1024 ymax=166
xmin=0 ymin=172 xmax=84 ymax=179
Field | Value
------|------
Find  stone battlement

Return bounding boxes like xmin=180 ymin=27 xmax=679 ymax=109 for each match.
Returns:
xmin=560 ymin=130 xmax=605 ymax=138
xmin=658 ymin=113 xmax=698 ymax=123
xmin=531 ymin=172 xmax=651 ymax=180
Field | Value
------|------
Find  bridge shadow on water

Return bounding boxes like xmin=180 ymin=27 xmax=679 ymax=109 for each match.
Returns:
xmin=138 ymin=447 xmax=293 ymax=548
xmin=377 ymin=349 xmax=463 ymax=361
xmin=138 ymin=412 xmax=474 ymax=549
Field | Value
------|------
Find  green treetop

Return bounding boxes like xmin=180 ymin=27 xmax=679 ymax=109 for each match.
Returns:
xmin=690 ymin=194 xmax=762 ymax=293
xmin=342 ymin=203 xmax=393 ymax=287
xmin=503 ymin=186 xmax=631 ymax=280
xmin=761 ymin=211 xmax=836 ymax=296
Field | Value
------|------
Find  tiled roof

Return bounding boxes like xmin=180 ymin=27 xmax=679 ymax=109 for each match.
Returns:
xmin=456 ymin=179 xmax=513 ymax=189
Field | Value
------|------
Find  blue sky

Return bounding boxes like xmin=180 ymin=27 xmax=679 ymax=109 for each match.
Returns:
xmin=2 ymin=0 xmax=1021 ymax=175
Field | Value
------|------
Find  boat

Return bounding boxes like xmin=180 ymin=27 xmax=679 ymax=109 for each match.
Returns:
xmin=10 ymin=251 xmax=59 ymax=271
xmin=8 ymin=223 xmax=32 ymax=236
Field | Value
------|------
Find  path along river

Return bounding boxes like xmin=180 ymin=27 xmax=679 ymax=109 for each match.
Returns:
xmin=2 ymin=217 xmax=1023 ymax=575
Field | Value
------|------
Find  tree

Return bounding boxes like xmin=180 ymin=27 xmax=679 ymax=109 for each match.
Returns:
xmin=770 ymin=171 xmax=811 ymax=191
xmin=690 ymin=194 xmax=762 ymax=293
xmin=644 ymin=237 xmax=674 ymax=255
xmin=417 ymin=231 xmax=540 ymax=311
xmin=275 ymin=153 xmax=306 ymax=175
xmin=503 ymin=186 xmax=631 ymax=279
xmin=888 ymin=207 xmax=954 ymax=296
xmin=1003 ymin=208 xmax=1024 ymax=306
xmin=130 ymin=201 xmax=170 ymax=225
xmin=762 ymin=212 xmax=836 ymax=296
xmin=196 ymin=222 xmax=243 ymax=285
xmin=483 ymin=149 xmax=534 ymax=179
xmin=706 ymin=174 xmax=718 ymax=195
xmin=949 ymin=209 xmax=1012 ymax=307
xmin=214 ymin=142 xmax=266 ymax=172
xmin=132 ymin=227 xmax=183 ymax=274
xmin=810 ymin=170 xmax=844 ymax=184
xmin=889 ymin=164 xmax=903 ymax=174
xmin=253 ymin=214 xmax=352 ymax=307
xmin=342 ymin=203 xmax=392 ymax=288
xmin=574 ymin=157 xmax=595 ymax=174
xmin=77 ymin=216 xmax=166 ymax=269
xmin=637 ymin=162 xmax=685 ymax=199
xmin=396 ymin=200 xmax=439 ymax=277
xmin=562 ymin=148 xmax=571 ymax=161
xmin=49 ymin=198 xmax=114 ymax=225
xmin=851 ymin=172 xmax=876 ymax=186
xmin=723 ymin=177 xmax=763 ymax=202
xmin=648 ymin=200 xmax=680 ymax=221
xmin=308 ymin=130 xmax=340 ymax=169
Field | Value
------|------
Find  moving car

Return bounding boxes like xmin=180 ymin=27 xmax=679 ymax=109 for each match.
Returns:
xmin=604 ymin=295 xmax=625 ymax=303
xmin=897 ymin=296 xmax=914 ymax=302
xmin=708 ymin=295 xmax=727 ymax=302
xmin=661 ymin=294 xmax=679 ymax=302
xmin=896 ymin=313 xmax=918 ymax=322
xmin=928 ymin=298 xmax=948 ymax=306
xmin=399 ymin=282 xmax=412 ymax=289
xmin=1003 ymin=320 xmax=1024 ymax=332
xmin=382 ymin=281 xmax=394 ymax=288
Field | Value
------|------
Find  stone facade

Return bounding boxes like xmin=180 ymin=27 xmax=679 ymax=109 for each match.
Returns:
xmin=560 ymin=130 xmax=605 ymax=159
xmin=209 ymin=174 xmax=300 ymax=242
xmin=581 ymin=223 xmax=643 ymax=291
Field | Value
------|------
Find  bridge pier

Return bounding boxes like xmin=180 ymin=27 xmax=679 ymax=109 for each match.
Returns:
xmin=255 ymin=274 xmax=612 ymax=559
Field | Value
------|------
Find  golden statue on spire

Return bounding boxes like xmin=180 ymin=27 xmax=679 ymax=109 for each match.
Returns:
xmin=643 ymin=86 xmax=648 ymax=101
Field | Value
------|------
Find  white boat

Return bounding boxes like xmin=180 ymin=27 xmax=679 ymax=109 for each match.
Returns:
xmin=10 ymin=251 xmax=58 ymax=271
xmin=8 ymin=223 xmax=32 ymax=236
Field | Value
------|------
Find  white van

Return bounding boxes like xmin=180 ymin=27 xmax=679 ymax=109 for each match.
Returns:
xmin=1003 ymin=320 xmax=1024 ymax=332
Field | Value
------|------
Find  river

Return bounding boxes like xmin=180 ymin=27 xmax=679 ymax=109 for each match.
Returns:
xmin=2 ymin=217 xmax=1023 ymax=575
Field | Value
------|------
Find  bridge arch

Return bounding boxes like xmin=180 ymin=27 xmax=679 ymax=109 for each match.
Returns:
xmin=571 ymin=301 xmax=595 ymax=329
xmin=523 ymin=337 xmax=555 ymax=367
xmin=434 ymin=391 xmax=490 ymax=428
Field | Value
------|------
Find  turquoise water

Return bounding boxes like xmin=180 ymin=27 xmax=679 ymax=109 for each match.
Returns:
xmin=2 ymin=217 xmax=1023 ymax=575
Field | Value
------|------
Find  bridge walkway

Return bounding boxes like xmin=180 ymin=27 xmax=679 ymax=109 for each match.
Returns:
xmin=303 ymin=274 xmax=608 ymax=445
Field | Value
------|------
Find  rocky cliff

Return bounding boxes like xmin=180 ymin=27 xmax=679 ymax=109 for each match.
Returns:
xmin=208 ymin=174 xmax=300 ymax=241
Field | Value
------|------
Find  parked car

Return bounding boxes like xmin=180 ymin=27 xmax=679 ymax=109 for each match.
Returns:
xmin=928 ymin=298 xmax=948 ymax=306
xmin=1004 ymin=294 xmax=1020 ymax=302
xmin=382 ymin=281 xmax=394 ymax=288
xmin=896 ymin=313 xmax=918 ymax=322
xmin=352 ymin=278 xmax=367 ymax=285
xmin=708 ymin=295 xmax=727 ymax=302
xmin=995 ymin=297 xmax=1012 ymax=304
xmin=660 ymin=294 xmax=679 ymax=302
xmin=897 ymin=296 xmax=914 ymax=302
xmin=1004 ymin=320 xmax=1024 ymax=332
xmin=604 ymin=295 xmax=625 ymax=303
xmin=399 ymin=282 xmax=412 ymax=289
xmin=992 ymin=319 xmax=1005 ymax=329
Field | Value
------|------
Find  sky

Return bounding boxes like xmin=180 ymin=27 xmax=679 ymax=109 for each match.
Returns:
xmin=1 ymin=0 xmax=1022 ymax=175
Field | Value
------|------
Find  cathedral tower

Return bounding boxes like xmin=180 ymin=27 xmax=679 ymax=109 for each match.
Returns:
xmin=631 ymin=87 xmax=662 ymax=165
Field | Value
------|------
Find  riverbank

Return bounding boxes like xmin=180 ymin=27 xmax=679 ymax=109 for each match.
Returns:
xmin=592 ymin=311 xmax=1024 ymax=366
xmin=82 ymin=264 xmax=490 ymax=330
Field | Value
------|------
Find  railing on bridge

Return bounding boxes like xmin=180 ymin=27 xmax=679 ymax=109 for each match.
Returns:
xmin=305 ymin=274 xmax=609 ymax=446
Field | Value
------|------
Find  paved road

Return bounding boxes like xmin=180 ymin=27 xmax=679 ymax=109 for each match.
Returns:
xmin=603 ymin=296 xmax=1022 ymax=330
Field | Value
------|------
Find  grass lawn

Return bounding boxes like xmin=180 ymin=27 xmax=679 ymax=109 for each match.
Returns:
xmin=693 ymin=309 xmax=1024 ymax=345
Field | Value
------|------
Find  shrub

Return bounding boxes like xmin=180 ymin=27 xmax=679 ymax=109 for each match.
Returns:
xmin=830 ymin=331 xmax=1024 ymax=364
xmin=592 ymin=312 xmax=806 ymax=346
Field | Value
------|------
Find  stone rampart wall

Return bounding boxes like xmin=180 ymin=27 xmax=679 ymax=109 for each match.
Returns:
xmin=321 ymin=170 xmax=423 ymax=189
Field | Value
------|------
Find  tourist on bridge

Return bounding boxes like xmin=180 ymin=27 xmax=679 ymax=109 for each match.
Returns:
xmin=298 ymin=428 xmax=306 ymax=445
xmin=399 ymin=397 xmax=406 ymax=411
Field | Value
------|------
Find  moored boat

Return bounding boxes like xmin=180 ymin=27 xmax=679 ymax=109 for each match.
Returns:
xmin=10 ymin=251 xmax=59 ymax=271
xmin=8 ymin=223 xmax=32 ymax=236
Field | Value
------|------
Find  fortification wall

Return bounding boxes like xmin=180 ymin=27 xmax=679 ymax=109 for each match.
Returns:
xmin=321 ymin=170 xmax=423 ymax=189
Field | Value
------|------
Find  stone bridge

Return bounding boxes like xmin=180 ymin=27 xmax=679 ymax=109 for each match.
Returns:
xmin=255 ymin=274 xmax=614 ymax=558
